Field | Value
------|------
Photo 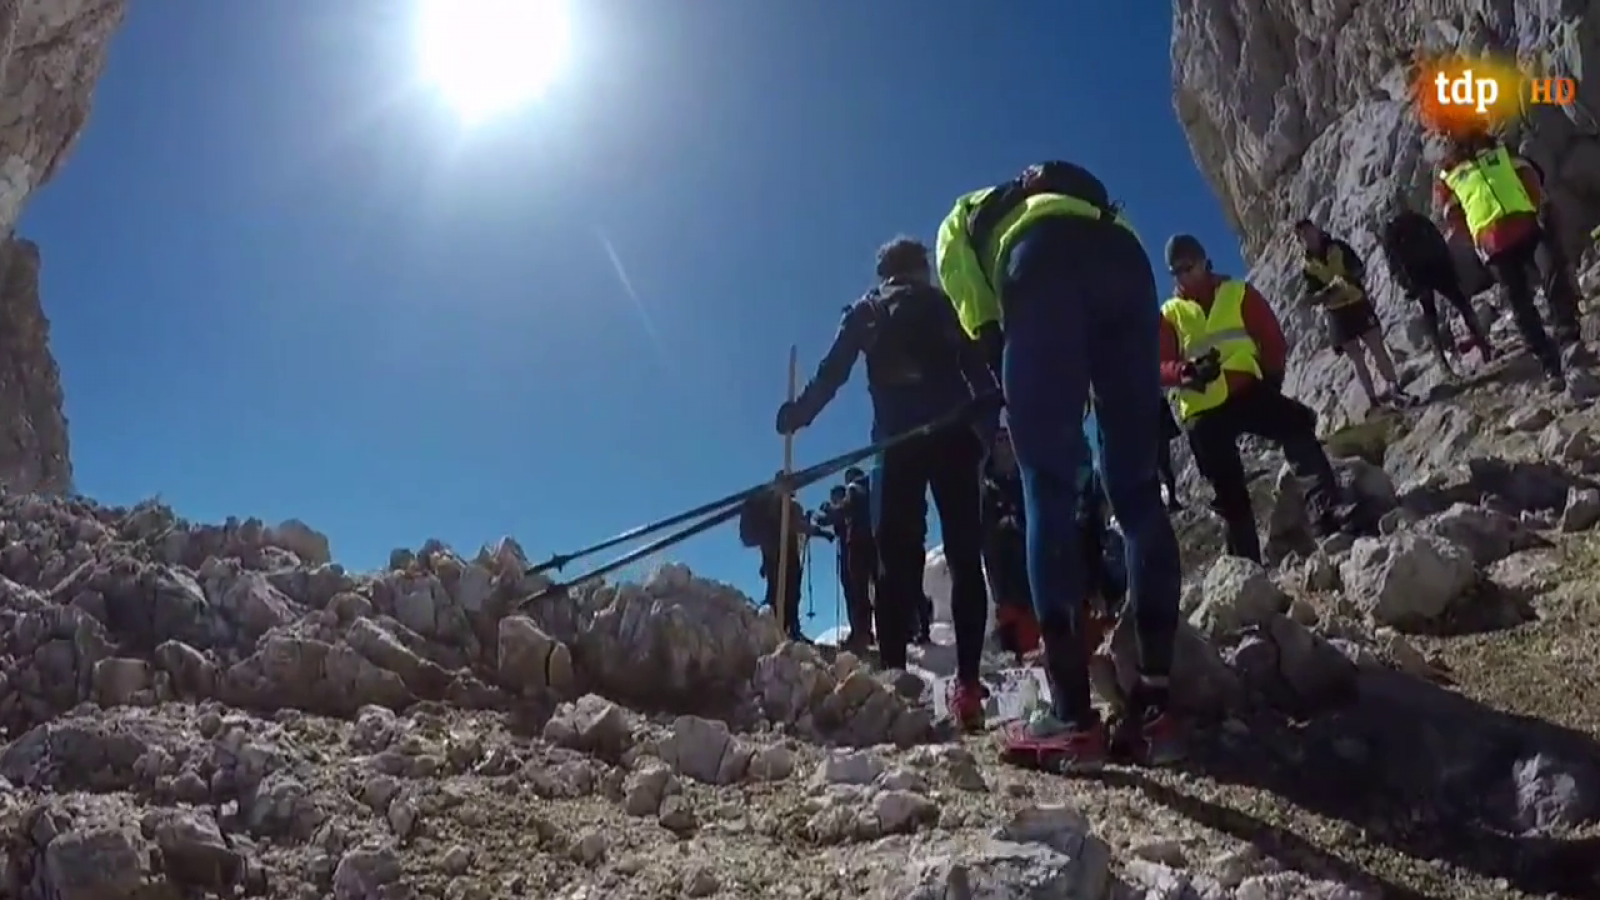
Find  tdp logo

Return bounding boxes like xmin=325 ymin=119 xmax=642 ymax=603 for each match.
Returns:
xmin=1433 ymin=68 xmax=1577 ymax=113
xmin=1415 ymin=57 xmax=1578 ymax=135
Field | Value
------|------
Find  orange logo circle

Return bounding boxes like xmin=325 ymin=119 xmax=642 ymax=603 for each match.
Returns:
xmin=1413 ymin=56 xmax=1527 ymax=136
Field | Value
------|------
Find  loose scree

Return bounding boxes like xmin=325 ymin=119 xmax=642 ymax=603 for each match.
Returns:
xmin=1412 ymin=55 xmax=1576 ymax=136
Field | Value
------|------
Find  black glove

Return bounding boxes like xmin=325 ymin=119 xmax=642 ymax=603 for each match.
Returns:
xmin=1178 ymin=349 xmax=1222 ymax=390
xmin=775 ymin=401 xmax=809 ymax=436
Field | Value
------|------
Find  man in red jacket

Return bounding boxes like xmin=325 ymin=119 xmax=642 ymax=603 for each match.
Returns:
xmin=1159 ymin=235 xmax=1345 ymax=564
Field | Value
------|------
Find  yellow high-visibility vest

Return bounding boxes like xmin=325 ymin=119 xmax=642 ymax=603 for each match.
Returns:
xmin=1160 ymin=280 xmax=1262 ymax=420
xmin=936 ymin=189 xmax=1138 ymax=339
xmin=1302 ymin=244 xmax=1365 ymax=309
xmin=1440 ymin=145 xmax=1537 ymax=241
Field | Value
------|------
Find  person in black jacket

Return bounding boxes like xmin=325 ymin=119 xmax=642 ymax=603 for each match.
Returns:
xmin=835 ymin=471 xmax=878 ymax=651
xmin=775 ymin=237 xmax=998 ymax=731
xmin=738 ymin=479 xmax=830 ymax=641
xmin=1379 ymin=206 xmax=1495 ymax=372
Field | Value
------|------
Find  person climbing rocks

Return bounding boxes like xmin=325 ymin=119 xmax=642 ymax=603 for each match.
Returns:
xmin=1161 ymin=234 xmax=1346 ymax=566
xmin=1435 ymin=131 xmax=1572 ymax=390
xmin=1379 ymin=203 xmax=1495 ymax=373
xmin=1510 ymin=149 xmax=1586 ymax=352
xmin=937 ymin=160 xmax=1185 ymax=770
xmin=1294 ymin=219 xmax=1416 ymax=410
xmin=737 ymin=477 xmax=829 ymax=641
xmin=1156 ymin=398 xmax=1183 ymax=510
xmin=774 ymin=235 xmax=997 ymax=730
xmin=980 ymin=427 xmax=1040 ymax=660
xmin=837 ymin=468 xmax=877 ymax=652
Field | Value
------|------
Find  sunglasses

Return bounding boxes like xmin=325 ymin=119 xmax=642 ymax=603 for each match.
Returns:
xmin=1170 ymin=260 xmax=1202 ymax=276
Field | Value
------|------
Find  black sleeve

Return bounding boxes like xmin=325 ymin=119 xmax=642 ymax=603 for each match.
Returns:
xmin=929 ymin=287 xmax=999 ymax=397
xmin=791 ymin=301 xmax=873 ymax=424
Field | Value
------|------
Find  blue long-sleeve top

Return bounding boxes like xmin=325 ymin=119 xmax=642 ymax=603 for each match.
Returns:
xmin=789 ymin=279 xmax=997 ymax=442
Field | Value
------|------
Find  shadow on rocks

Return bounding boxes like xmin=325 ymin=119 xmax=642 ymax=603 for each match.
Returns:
xmin=1399 ymin=578 xmax=1538 ymax=639
xmin=1096 ymin=768 xmax=1443 ymax=900
xmin=1170 ymin=668 xmax=1600 ymax=897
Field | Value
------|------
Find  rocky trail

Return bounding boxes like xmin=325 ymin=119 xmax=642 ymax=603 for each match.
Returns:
xmin=6 ymin=0 xmax=1600 ymax=897
xmin=9 ymin=297 xmax=1600 ymax=900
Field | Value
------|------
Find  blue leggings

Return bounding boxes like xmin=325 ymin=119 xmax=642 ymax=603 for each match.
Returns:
xmin=1000 ymin=215 xmax=1183 ymax=724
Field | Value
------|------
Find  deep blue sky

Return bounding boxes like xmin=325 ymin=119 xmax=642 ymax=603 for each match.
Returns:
xmin=23 ymin=1 xmax=1244 ymax=637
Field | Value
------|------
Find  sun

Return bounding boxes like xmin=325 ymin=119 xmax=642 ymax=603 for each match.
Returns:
xmin=415 ymin=0 xmax=569 ymax=123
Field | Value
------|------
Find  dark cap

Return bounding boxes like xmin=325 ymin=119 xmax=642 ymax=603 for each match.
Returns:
xmin=1164 ymin=234 xmax=1206 ymax=266
xmin=875 ymin=236 xmax=929 ymax=279
xmin=844 ymin=466 xmax=865 ymax=482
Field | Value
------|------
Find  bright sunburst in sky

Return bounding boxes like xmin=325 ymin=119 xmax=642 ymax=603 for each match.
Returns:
xmin=415 ymin=0 xmax=570 ymax=123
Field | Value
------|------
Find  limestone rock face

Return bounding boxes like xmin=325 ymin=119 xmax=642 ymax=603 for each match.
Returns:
xmin=1172 ymin=0 xmax=1600 ymax=425
xmin=0 ymin=0 xmax=129 ymax=494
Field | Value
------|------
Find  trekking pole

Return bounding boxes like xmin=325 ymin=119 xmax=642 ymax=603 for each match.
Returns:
xmin=774 ymin=346 xmax=800 ymax=634
xmin=518 ymin=502 xmax=746 ymax=606
xmin=803 ymin=538 xmax=815 ymax=621
xmin=522 ymin=397 xmax=993 ymax=594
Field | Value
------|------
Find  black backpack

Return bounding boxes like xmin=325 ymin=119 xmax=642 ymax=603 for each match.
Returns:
xmin=737 ymin=492 xmax=778 ymax=548
xmin=860 ymin=280 xmax=960 ymax=389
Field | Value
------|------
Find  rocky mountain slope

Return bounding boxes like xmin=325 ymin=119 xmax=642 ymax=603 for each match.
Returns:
xmin=9 ymin=350 xmax=1600 ymax=899
xmin=1173 ymin=0 xmax=1600 ymax=427
xmin=7 ymin=1 xmax=1600 ymax=898
xmin=0 ymin=0 xmax=125 ymax=495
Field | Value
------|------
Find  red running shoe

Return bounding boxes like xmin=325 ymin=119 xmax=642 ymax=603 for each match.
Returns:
xmin=945 ymin=679 xmax=988 ymax=732
xmin=997 ymin=715 xmax=1107 ymax=775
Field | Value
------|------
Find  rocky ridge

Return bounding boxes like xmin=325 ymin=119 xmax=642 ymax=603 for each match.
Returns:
xmin=0 ymin=0 xmax=127 ymax=496
xmin=9 ymin=334 xmax=1600 ymax=898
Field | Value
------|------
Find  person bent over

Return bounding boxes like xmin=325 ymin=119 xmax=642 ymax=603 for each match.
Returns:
xmin=1379 ymin=205 xmax=1495 ymax=373
xmin=938 ymin=160 xmax=1185 ymax=771
xmin=1161 ymin=234 xmax=1345 ymax=565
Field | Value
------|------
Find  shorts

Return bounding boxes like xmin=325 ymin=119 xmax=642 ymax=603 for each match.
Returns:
xmin=1325 ymin=298 xmax=1381 ymax=350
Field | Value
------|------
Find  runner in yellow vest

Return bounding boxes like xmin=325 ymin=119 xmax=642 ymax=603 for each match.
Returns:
xmin=1435 ymin=134 xmax=1567 ymax=389
xmin=936 ymin=160 xmax=1184 ymax=773
xmin=1159 ymin=234 xmax=1346 ymax=565
xmin=1293 ymin=220 xmax=1416 ymax=411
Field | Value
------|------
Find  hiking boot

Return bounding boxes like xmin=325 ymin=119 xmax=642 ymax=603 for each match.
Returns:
xmin=998 ymin=711 xmax=1107 ymax=774
xmin=945 ymin=679 xmax=988 ymax=732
